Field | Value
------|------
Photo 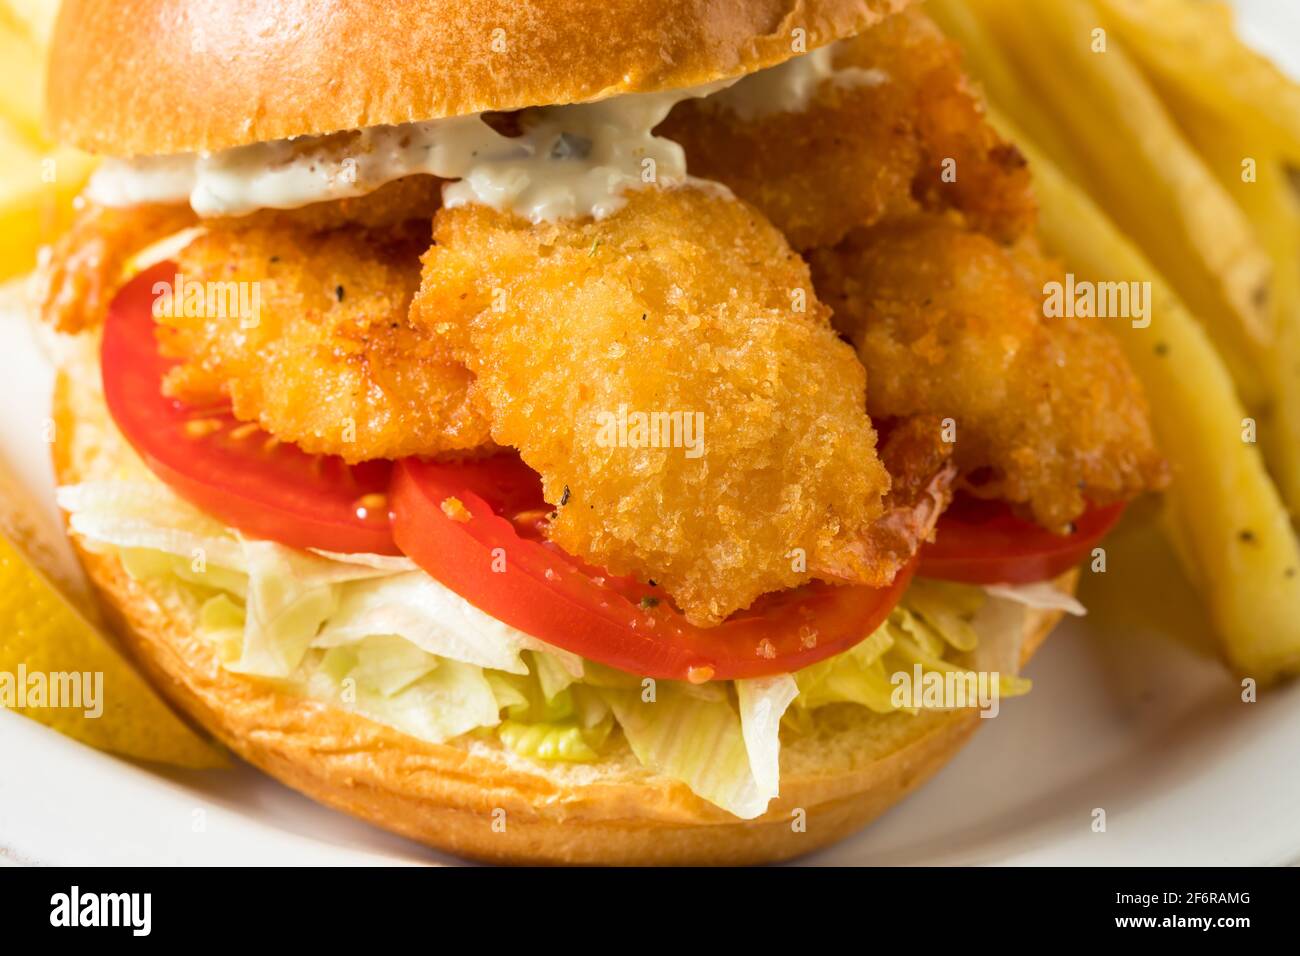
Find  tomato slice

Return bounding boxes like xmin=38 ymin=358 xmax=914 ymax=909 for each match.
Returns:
xmin=919 ymin=495 xmax=1125 ymax=585
xmin=390 ymin=454 xmax=914 ymax=680
xmin=101 ymin=261 xmax=398 ymax=554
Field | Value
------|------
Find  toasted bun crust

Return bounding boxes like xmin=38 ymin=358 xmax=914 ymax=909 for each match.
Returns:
xmin=47 ymin=0 xmax=914 ymax=157
xmin=52 ymin=345 xmax=1067 ymax=865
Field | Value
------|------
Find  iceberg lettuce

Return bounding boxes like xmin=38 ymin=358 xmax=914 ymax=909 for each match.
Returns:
xmin=60 ymin=476 xmax=1051 ymax=819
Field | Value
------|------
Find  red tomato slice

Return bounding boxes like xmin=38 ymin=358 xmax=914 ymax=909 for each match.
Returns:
xmin=391 ymin=454 xmax=915 ymax=680
xmin=101 ymin=261 xmax=398 ymax=554
xmin=919 ymin=495 xmax=1125 ymax=585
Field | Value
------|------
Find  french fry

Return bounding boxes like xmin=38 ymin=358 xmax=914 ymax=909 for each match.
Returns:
xmin=1097 ymin=0 xmax=1300 ymax=163
xmin=1159 ymin=96 xmax=1300 ymax=517
xmin=0 ymin=2 xmax=95 ymax=279
xmin=2 ymin=0 xmax=61 ymax=49
xmin=0 ymin=122 xmax=94 ymax=279
xmin=965 ymin=0 xmax=1274 ymax=411
xmin=992 ymin=106 xmax=1300 ymax=682
xmin=1088 ymin=3 xmax=1300 ymax=517
xmin=0 ymin=11 xmax=45 ymax=145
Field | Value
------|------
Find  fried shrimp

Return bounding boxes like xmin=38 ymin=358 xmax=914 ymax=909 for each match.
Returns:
xmin=160 ymin=219 xmax=490 ymax=463
xmin=660 ymin=7 xmax=1035 ymax=249
xmin=35 ymin=201 xmax=198 ymax=333
xmin=411 ymin=186 xmax=921 ymax=626
xmin=810 ymin=214 xmax=1168 ymax=529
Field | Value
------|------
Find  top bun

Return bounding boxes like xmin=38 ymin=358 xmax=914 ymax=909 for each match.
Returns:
xmin=46 ymin=0 xmax=913 ymax=158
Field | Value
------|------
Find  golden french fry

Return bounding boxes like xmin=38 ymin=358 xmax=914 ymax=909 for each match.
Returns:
xmin=0 ymin=122 xmax=95 ymax=279
xmin=0 ymin=12 xmax=45 ymax=145
xmin=1168 ymin=102 xmax=1300 ymax=517
xmin=1097 ymin=0 xmax=1300 ymax=162
xmin=964 ymin=0 xmax=1273 ymax=410
xmin=1091 ymin=3 xmax=1300 ymax=515
xmin=992 ymin=105 xmax=1300 ymax=682
xmin=2 ymin=0 xmax=62 ymax=48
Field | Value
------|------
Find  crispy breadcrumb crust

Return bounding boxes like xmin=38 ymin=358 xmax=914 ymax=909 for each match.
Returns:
xmin=661 ymin=7 xmax=1036 ymax=250
xmin=412 ymin=186 xmax=896 ymax=625
xmin=811 ymin=215 xmax=1169 ymax=528
xmin=162 ymin=213 xmax=490 ymax=462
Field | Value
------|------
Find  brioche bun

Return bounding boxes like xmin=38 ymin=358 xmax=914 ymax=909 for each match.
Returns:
xmin=51 ymin=341 xmax=1069 ymax=865
xmin=47 ymin=0 xmax=915 ymax=157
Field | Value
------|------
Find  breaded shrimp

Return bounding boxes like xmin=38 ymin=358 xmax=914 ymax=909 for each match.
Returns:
xmin=411 ymin=186 xmax=921 ymax=625
xmin=810 ymin=214 xmax=1169 ymax=528
xmin=160 ymin=219 xmax=490 ymax=463
xmin=660 ymin=6 xmax=1035 ymax=249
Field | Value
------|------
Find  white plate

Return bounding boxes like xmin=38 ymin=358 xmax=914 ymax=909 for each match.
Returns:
xmin=2 ymin=3 xmax=1299 ymax=866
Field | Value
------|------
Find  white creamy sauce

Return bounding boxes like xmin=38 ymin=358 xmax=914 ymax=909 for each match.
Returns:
xmin=88 ymin=83 xmax=727 ymax=221
xmin=702 ymin=45 xmax=887 ymax=120
xmin=86 ymin=44 xmax=883 ymax=221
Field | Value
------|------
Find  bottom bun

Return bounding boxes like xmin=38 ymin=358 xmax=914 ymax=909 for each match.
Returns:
xmin=52 ymin=352 xmax=1069 ymax=866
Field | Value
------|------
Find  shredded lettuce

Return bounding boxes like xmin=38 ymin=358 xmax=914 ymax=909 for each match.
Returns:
xmin=58 ymin=481 xmax=244 ymax=568
xmin=736 ymin=675 xmax=799 ymax=804
xmin=60 ymin=475 xmax=1053 ymax=820
xmin=985 ymin=580 xmax=1087 ymax=616
xmin=905 ymin=578 xmax=983 ymax=651
xmin=497 ymin=718 xmax=613 ymax=762
xmin=310 ymin=644 xmax=499 ymax=743
xmin=314 ymin=572 xmax=538 ymax=675
xmin=601 ymin=682 xmax=778 ymax=819
xmin=793 ymin=627 xmax=898 ymax=713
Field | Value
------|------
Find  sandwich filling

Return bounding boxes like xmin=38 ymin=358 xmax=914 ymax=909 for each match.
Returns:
xmin=43 ymin=7 xmax=1163 ymax=818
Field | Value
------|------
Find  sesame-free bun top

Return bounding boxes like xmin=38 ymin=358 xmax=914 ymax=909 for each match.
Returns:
xmin=47 ymin=0 xmax=914 ymax=158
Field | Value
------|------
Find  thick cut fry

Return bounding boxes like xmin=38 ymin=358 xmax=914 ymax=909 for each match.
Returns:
xmin=964 ymin=0 xmax=1274 ymax=409
xmin=0 ymin=12 xmax=44 ymax=145
xmin=412 ymin=186 xmax=918 ymax=626
xmin=161 ymin=220 xmax=489 ymax=463
xmin=1096 ymin=0 xmax=1300 ymax=163
xmin=662 ymin=6 xmax=1036 ymax=249
xmin=812 ymin=213 xmax=1168 ymax=529
xmin=1156 ymin=93 xmax=1300 ymax=519
xmin=3 ymin=0 xmax=60 ymax=48
xmin=0 ymin=127 xmax=96 ymax=281
xmin=1104 ymin=19 xmax=1300 ymax=517
xmin=997 ymin=107 xmax=1300 ymax=682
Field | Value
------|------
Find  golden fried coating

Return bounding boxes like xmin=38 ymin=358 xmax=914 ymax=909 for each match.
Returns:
xmin=161 ymin=219 xmax=489 ymax=463
xmin=840 ymin=414 xmax=958 ymax=580
xmin=660 ymin=7 xmax=1035 ymax=249
xmin=35 ymin=201 xmax=198 ymax=332
xmin=412 ymin=186 xmax=907 ymax=625
xmin=811 ymin=214 xmax=1168 ymax=529
xmin=37 ymin=177 xmax=443 ymax=336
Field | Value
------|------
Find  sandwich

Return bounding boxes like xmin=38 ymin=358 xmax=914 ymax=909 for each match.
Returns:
xmin=36 ymin=0 xmax=1168 ymax=864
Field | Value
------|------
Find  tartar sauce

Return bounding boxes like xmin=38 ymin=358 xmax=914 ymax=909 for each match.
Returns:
xmin=706 ymin=46 xmax=889 ymax=120
xmin=87 ymin=44 xmax=886 ymax=222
